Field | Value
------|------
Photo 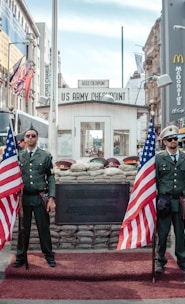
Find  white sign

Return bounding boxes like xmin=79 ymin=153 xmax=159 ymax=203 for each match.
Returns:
xmin=45 ymin=64 xmax=50 ymax=97
xmin=175 ymin=66 xmax=182 ymax=106
xmin=59 ymin=88 xmax=128 ymax=103
xmin=78 ymin=79 xmax=109 ymax=88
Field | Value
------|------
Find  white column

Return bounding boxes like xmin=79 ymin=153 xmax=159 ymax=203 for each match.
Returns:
xmin=49 ymin=0 xmax=58 ymax=161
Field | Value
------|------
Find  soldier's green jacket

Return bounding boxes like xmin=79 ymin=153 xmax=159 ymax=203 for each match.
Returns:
xmin=20 ymin=147 xmax=55 ymax=206
xmin=156 ymin=150 xmax=185 ymax=212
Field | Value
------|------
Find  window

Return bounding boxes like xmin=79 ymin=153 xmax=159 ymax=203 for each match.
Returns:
xmin=57 ymin=130 xmax=72 ymax=157
xmin=113 ymin=130 xmax=129 ymax=156
xmin=81 ymin=122 xmax=104 ymax=157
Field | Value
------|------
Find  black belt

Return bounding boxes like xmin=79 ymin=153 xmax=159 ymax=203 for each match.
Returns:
xmin=23 ymin=190 xmax=40 ymax=195
xmin=166 ymin=193 xmax=182 ymax=199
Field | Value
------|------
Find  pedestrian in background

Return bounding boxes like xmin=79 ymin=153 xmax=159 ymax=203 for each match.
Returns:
xmin=155 ymin=125 xmax=185 ymax=273
xmin=13 ymin=125 xmax=56 ymax=268
xmin=16 ymin=133 xmax=26 ymax=151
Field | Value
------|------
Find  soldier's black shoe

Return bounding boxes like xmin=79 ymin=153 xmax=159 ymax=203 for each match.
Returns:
xmin=13 ymin=260 xmax=25 ymax=268
xmin=46 ymin=258 xmax=56 ymax=267
xmin=155 ymin=262 xmax=163 ymax=273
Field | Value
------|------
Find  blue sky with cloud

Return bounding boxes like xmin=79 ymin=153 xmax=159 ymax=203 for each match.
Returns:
xmin=25 ymin=0 xmax=162 ymax=88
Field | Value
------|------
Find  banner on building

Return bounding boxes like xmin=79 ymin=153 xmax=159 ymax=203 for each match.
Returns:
xmin=134 ymin=53 xmax=144 ymax=74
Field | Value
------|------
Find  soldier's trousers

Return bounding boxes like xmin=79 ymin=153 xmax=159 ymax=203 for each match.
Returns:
xmin=157 ymin=211 xmax=185 ymax=268
xmin=15 ymin=203 xmax=54 ymax=260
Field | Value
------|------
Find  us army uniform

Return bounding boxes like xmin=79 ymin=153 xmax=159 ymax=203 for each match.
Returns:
xmin=156 ymin=127 xmax=185 ymax=272
xmin=15 ymin=147 xmax=55 ymax=263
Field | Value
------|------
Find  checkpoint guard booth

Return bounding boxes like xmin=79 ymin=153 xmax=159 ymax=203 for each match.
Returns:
xmin=36 ymin=83 xmax=148 ymax=161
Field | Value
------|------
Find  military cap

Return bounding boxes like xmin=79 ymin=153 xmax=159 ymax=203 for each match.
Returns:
xmin=24 ymin=123 xmax=38 ymax=136
xmin=123 ymin=156 xmax=139 ymax=165
xmin=16 ymin=132 xmax=24 ymax=141
xmin=90 ymin=157 xmax=108 ymax=167
xmin=159 ymin=125 xmax=179 ymax=140
xmin=55 ymin=159 xmax=76 ymax=170
xmin=106 ymin=157 xmax=120 ymax=168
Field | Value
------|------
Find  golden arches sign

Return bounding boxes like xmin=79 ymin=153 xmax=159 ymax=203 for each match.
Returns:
xmin=173 ymin=54 xmax=184 ymax=64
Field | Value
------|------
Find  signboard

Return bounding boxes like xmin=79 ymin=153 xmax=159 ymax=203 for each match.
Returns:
xmin=162 ymin=0 xmax=185 ymax=126
xmin=55 ymin=183 xmax=130 ymax=224
xmin=78 ymin=79 xmax=109 ymax=88
xmin=59 ymin=88 xmax=128 ymax=103
xmin=179 ymin=127 xmax=185 ymax=134
xmin=45 ymin=64 xmax=50 ymax=97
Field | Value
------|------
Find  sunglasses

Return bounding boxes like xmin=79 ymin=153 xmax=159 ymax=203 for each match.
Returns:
xmin=25 ymin=134 xmax=37 ymax=138
xmin=166 ymin=137 xmax=178 ymax=142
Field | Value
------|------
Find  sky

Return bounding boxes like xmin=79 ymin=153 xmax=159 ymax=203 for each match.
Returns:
xmin=25 ymin=0 xmax=162 ymax=88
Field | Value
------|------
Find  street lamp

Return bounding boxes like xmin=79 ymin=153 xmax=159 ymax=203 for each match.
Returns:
xmin=135 ymin=74 xmax=172 ymax=104
xmin=173 ymin=25 xmax=185 ymax=31
xmin=7 ymin=40 xmax=30 ymax=108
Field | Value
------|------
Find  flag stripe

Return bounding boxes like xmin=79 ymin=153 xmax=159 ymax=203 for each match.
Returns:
xmin=0 ymin=155 xmax=23 ymax=199
xmin=117 ymin=117 xmax=156 ymax=250
xmin=0 ymin=194 xmax=19 ymax=249
xmin=25 ymin=69 xmax=34 ymax=102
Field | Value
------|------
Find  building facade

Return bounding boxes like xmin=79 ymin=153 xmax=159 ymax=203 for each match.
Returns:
xmin=0 ymin=0 xmax=40 ymax=115
xmin=143 ymin=17 xmax=162 ymax=136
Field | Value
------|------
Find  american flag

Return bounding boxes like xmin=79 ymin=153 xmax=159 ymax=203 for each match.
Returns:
xmin=10 ymin=61 xmax=30 ymax=91
xmin=0 ymin=125 xmax=23 ymax=250
xmin=9 ymin=56 xmax=25 ymax=83
xmin=10 ymin=61 xmax=34 ymax=102
xmin=117 ymin=117 xmax=156 ymax=250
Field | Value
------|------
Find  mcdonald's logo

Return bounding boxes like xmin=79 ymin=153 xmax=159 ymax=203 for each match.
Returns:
xmin=173 ymin=54 xmax=184 ymax=64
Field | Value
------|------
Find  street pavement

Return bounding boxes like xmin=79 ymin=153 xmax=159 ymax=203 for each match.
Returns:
xmin=0 ymin=230 xmax=185 ymax=304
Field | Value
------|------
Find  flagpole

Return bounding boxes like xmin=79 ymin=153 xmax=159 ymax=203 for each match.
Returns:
xmin=121 ymin=26 xmax=124 ymax=88
xmin=9 ymin=122 xmax=29 ymax=269
xmin=149 ymin=100 xmax=157 ymax=283
xmin=18 ymin=191 xmax=29 ymax=269
xmin=7 ymin=121 xmax=29 ymax=269
xmin=49 ymin=0 xmax=58 ymax=161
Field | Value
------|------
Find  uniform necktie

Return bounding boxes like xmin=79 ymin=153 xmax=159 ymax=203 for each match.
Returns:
xmin=171 ymin=154 xmax=177 ymax=164
xmin=29 ymin=152 xmax=33 ymax=158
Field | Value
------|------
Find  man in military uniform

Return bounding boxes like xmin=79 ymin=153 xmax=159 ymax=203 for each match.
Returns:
xmin=13 ymin=126 xmax=56 ymax=268
xmin=156 ymin=125 xmax=185 ymax=273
